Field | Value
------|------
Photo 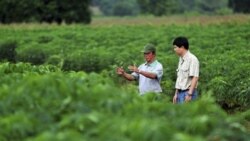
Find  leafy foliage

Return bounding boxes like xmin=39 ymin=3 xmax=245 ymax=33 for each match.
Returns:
xmin=1 ymin=22 xmax=249 ymax=110
xmin=0 ymin=63 xmax=249 ymax=140
xmin=0 ymin=41 xmax=17 ymax=63
xmin=17 ymin=48 xmax=47 ymax=65
xmin=0 ymin=20 xmax=250 ymax=140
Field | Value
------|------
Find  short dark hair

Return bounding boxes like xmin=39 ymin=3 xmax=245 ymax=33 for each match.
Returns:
xmin=145 ymin=51 xmax=156 ymax=55
xmin=173 ymin=37 xmax=189 ymax=50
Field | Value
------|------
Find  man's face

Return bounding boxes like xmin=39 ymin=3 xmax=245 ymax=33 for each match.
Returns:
xmin=144 ymin=52 xmax=155 ymax=62
xmin=173 ymin=45 xmax=183 ymax=56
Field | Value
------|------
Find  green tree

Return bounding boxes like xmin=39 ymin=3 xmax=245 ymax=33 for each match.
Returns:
xmin=95 ymin=0 xmax=139 ymax=16
xmin=195 ymin=0 xmax=229 ymax=13
xmin=56 ymin=0 xmax=91 ymax=24
xmin=176 ymin=0 xmax=229 ymax=14
xmin=113 ymin=1 xmax=140 ymax=16
xmin=174 ymin=0 xmax=196 ymax=13
xmin=229 ymin=0 xmax=250 ymax=13
xmin=0 ymin=0 xmax=91 ymax=24
xmin=0 ymin=0 xmax=38 ymax=23
xmin=137 ymin=0 xmax=176 ymax=16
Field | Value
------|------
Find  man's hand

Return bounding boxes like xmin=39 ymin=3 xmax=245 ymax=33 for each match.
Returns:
xmin=117 ymin=67 xmax=135 ymax=81
xmin=128 ymin=65 xmax=139 ymax=73
xmin=185 ymin=95 xmax=192 ymax=102
xmin=173 ymin=94 xmax=177 ymax=104
xmin=116 ymin=67 xmax=125 ymax=76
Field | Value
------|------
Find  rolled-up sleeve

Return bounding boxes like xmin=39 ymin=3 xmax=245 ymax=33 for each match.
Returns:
xmin=131 ymin=72 xmax=139 ymax=80
xmin=131 ymin=65 xmax=142 ymax=80
xmin=189 ymin=57 xmax=199 ymax=77
xmin=151 ymin=64 xmax=163 ymax=80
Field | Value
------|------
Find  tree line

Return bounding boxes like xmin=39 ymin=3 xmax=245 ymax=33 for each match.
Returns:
xmin=0 ymin=0 xmax=249 ymax=24
xmin=0 ymin=0 xmax=91 ymax=24
xmin=92 ymin=0 xmax=250 ymax=16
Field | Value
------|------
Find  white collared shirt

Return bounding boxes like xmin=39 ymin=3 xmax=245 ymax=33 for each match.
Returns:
xmin=175 ymin=51 xmax=199 ymax=90
xmin=132 ymin=60 xmax=163 ymax=95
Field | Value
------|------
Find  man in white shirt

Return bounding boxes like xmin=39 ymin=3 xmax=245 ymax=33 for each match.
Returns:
xmin=172 ymin=37 xmax=199 ymax=104
xmin=116 ymin=44 xmax=163 ymax=95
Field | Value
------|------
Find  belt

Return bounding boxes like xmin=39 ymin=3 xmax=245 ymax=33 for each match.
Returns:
xmin=178 ymin=89 xmax=189 ymax=93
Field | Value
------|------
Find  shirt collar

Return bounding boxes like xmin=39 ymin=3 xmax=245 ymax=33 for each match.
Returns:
xmin=182 ymin=50 xmax=190 ymax=61
xmin=145 ymin=60 xmax=157 ymax=67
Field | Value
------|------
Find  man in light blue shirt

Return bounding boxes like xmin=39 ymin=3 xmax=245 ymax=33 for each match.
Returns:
xmin=116 ymin=44 xmax=163 ymax=95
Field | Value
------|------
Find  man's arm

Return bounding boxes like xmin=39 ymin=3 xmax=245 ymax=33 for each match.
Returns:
xmin=122 ymin=72 xmax=136 ymax=81
xmin=129 ymin=65 xmax=159 ymax=79
xmin=173 ymin=89 xmax=178 ymax=104
xmin=185 ymin=76 xmax=198 ymax=102
xmin=188 ymin=76 xmax=199 ymax=95
xmin=186 ymin=57 xmax=199 ymax=100
xmin=117 ymin=67 xmax=136 ymax=81
xmin=138 ymin=70 xmax=157 ymax=79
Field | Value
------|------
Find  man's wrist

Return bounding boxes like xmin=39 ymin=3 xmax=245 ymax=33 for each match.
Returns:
xmin=138 ymin=70 xmax=141 ymax=74
xmin=121 ymin=72 xmax=126 ymax=76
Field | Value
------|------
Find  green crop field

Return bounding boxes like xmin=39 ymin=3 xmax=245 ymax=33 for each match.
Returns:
xmin=0 ymin=15 xmax=250 ymax=140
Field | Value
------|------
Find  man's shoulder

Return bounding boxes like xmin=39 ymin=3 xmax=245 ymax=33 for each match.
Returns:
xmin=188 ymin=52 xmax=199 ymax=62
xmin=157 ymin=60 xmax=163 ymax=65
xmin=155 ymin=60 xmax=163 ymax=68
xmin=138 ymin=63 xmax=146 ymax=68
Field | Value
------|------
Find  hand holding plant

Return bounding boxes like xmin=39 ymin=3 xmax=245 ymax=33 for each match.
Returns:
xmin=116 ymin=67 xmax=125 ymax=75
xmin=128 ymin=65 xmax=139 ymax=73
